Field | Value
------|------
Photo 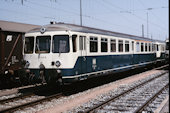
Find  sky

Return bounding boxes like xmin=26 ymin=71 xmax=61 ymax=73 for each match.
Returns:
xmin=0 ymin=0 xmax=169 ymax=41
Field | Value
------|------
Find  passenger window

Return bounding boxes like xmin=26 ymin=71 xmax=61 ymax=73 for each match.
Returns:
xmin=149 ymin=43 xmax=151 ymax=52
xmin=145 ymin=43 xmax=148 ymax=52
xmin=157 ymin=45 xmax=159 ymax=51
xmin=90 ymin=37 xmax=98 ymax=52
xmin=79 ymin=36 xmax=86 ymax=50
xmin=125 ymin=41 xmax=129 ymax=52
xmin=154 ymin=44 xmax=157 ymax=51
xmin=136 ymin=42 xmax=140 ymax=52
xmin=141 ymin=43 xmax=144 ymax=52
xmin=79 ymin=36 xmax=83 ymax=50
xmin=161 ymin=45 xmax=164 ymax=51
xmin=163 ymin=45 xmax=165 ymax=51
xmin=72 ymin=35 xmax=77 ymax=52
xmin=153 ymin=44 xmax=156 ymax=51
xmin=132 ymin=41 xmax=134 ymax=51
xmin=118 ymin=40 xmax=123 ymax=52
xmin=152 ymin=43 xmax=154 ymax=51
xmin=101 ymin=38 xmax=108 ymax=52
xmin=166 ymin=42 xmax=169 ymax=50
xmin=111 ymin=39 xmax=116 ymax=52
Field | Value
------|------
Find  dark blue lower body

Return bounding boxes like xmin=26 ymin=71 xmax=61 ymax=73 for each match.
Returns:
xmin=61 ymin=53 xmax=159 ymax=82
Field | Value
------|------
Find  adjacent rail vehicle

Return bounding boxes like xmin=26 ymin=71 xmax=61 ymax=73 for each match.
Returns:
xmin=0 ymin=20 xmax=39 ymax=86
xmin=23 ymin=22 xmax=166 ymax=85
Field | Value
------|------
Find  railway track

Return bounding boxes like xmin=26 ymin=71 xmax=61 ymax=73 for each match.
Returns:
xmin=0 ymin=93 xmax=63 ymax=113
xmin=0 ymin=83 xmax=47 ymax=97
xmin=0 ymin=82 xmax=62 ymax=113
xmin=135 ymin=83 xmax=169 ymax=113
xmin=79 ymin=71 xmax=169 ymax=113
xmin=0 ymin=65 xmax=168 ymax=113
xmin=0 ymin=92 xmax=35 ymax=104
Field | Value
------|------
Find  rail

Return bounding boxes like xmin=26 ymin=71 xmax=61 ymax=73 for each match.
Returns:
xmin=135 ymin=83 xmax=169 ymax=113
xmin=85 ymin=71 xmax=168 ymax=113
xmin=0 ymin=93 xmax=63 ymax=113
xmin=0 ymin=93 xmax=34 ymax=104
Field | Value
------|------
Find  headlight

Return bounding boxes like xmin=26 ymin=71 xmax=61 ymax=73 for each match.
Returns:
xmin=56 ymin=61 xmax=61 ymax=67
xmin=40 ymin=27 xmax=46 ymax=34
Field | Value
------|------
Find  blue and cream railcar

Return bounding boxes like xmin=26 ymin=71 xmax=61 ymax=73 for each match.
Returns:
xmin=23 ymin=23 xmax=165 ymax=84
xmin=165 ymin=39 xmax=169 ymax=60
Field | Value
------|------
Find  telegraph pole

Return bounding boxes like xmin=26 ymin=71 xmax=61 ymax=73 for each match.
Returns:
xmin=147 ymin=12 xmax=149 ymax=38
xmin=80 ymin=0 xmax=83 ymax=26
xmin=21 ymin=0 xmax=23 ymax=5
xmin=142 ymin=24 xmax=144 ymax=37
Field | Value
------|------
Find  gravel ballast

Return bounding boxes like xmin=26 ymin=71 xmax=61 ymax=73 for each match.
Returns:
xmin=9 ymin=70 xmax=168 ymax=113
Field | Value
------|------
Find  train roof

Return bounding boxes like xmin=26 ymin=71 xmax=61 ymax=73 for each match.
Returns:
xmin=0 ymin=20 xmax=40 ymax=33
xmin=28 ymin=22 xmax=164 ymax=43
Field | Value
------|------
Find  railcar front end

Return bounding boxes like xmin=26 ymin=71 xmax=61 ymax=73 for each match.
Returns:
xmin=23 ymin=30 xmax=78 ymax=85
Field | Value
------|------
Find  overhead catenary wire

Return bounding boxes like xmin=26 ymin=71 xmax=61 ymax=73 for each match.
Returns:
xmin=100 ymin=0 xmax=151 ymax=37
xmin=102 ymin=0 xmax=168 ymax=39
xmin=138 ymin=0 xmax=168 ymax=25
xmin=1 ymin=0 xmax=168 ymax=39
xmin=9 ymin=0 xmax=144 ymax=34
xmin=98 ymin=0 xmax=143 ymax=30
xmin=103 ymin=0 xmax=167 ymax=31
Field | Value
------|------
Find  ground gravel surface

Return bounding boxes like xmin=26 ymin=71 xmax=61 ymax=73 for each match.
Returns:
xmin=68 ymin=72 xmax=168 ymax=113
xmin=0 ymin=93 xmax=21 ymax=101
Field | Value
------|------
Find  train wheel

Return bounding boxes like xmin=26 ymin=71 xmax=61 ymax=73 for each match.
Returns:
xmin=18 ymin=69 xmax=29 ymax=86
xmin=19 ymin=74 xmax=29 ymax=86
xmin=46 ymin=75 xmax=56 ymax=85
xmin=57 ymin=78 xmax=63 ymax=86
